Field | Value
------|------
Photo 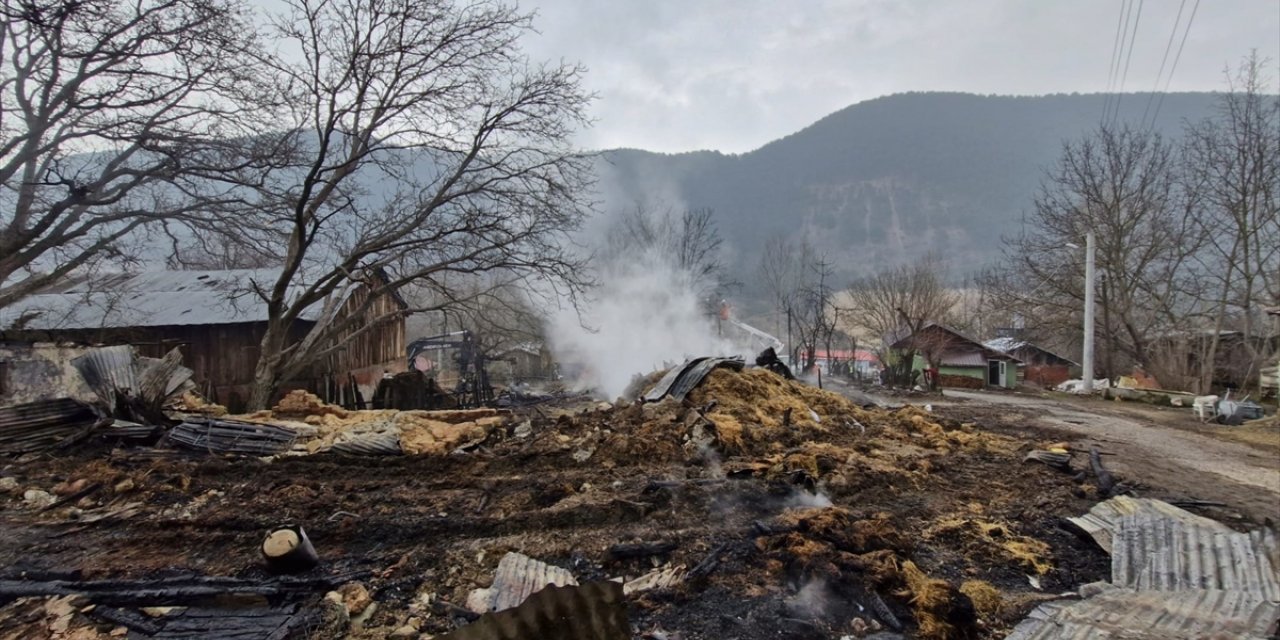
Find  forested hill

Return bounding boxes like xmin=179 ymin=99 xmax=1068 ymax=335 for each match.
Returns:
xmin=594 ymin=92 xmax=1220 ymax=277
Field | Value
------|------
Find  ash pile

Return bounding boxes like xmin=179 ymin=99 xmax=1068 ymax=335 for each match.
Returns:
xmin=7 ymin=352 xmax=1266 ymax=639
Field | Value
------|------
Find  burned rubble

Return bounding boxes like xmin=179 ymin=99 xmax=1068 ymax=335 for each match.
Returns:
xmin=0 ymin=347 xmax=1271 ymax=639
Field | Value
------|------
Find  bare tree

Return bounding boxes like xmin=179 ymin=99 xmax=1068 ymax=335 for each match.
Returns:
xmin=605 ymin=204 xmax=730 ymax=299
xmin=758 ymin=238 xmax=842 ymax=373
xmin=233 ymin=0 xmax=592 ymax=409
xmin=844 ymin=257 xmax=958 ymax=388
xmin=0 ymin=0 xmax=267 ymax=308
xmin=990 ymin=125 xmax=1199 ymax=386
xmin=1183 ymin=52 xmax=1280 ymax=392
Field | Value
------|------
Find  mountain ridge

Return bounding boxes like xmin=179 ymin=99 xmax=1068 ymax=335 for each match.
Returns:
xmin=593 ymin=91 xmax=1222 ymax=280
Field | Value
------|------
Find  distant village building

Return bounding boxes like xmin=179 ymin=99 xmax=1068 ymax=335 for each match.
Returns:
xmin=983 ymin=337 xmax=1078 ymax=388
xmin=809 ymin=349 xmax=881 ymax=379
xmin=0 ymin=269 xmax=406 ymax=411
xmin=890 ymin=323 xmax=1020 ymax=389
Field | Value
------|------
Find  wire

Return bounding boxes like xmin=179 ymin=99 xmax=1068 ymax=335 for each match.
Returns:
xmin=1142 ymin=0 xmax=1187 ymax=130
xmin=1150 ymin=0 xmax=1201 ymax=126
xmin=1111 ymin=0 xmax=1145 ymax=126
xmin=1103 ymin=0 xmax=1134 ymax=124
xmin=1102 ymin=0 xmax=1130 ymax=122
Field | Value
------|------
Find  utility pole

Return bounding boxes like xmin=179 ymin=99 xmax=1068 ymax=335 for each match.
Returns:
xmin=1082 ymin=231 xmax=1096 ymax=392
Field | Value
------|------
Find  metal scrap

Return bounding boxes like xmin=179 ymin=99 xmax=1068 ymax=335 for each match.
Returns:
xmin=1006 ymin=587 xmax=1280 ymax=640
xmin=0 ymin=398 xmax=102 ymax=453
xmin=328 ymin=431 xmax=402 ymax=456
xmin=71 ymin=346 xmax=194 ymax=422
xmin=467 ymin=552 xmax=578 ymax=615
xmin=443 ymin=581 xmax=628 ymax=640
xmin=167 ymin=418 xmax=297 ymax=455
xmin=1010 ymin=497 xmax=1280 ymax=639
xmin=643 ymin=357 xmax=746 ymax=403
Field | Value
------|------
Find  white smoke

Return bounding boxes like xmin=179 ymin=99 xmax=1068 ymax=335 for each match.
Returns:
xmin=784 ymin=488 xmax=834 ymax=509
xmin=785 ymin=578 xmax=832 ymax=619
xmin=546 ymin=248 xmax=742 ymax=399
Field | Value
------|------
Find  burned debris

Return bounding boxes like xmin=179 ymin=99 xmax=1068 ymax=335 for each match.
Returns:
xmin=0 ymin=351 xmax=1270 ymax=640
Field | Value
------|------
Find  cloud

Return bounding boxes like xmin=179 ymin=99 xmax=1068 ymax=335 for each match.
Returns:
xmin=518 ymin=0 xmax=1280 ymax=153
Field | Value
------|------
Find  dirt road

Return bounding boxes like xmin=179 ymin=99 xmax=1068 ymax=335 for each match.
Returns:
xmin=938 ymin=389 xmax=1280 ymax=523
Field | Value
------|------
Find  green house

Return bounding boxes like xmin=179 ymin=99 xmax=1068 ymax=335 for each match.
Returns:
xmin=890 ymin=323 xmax=1021 ymax=389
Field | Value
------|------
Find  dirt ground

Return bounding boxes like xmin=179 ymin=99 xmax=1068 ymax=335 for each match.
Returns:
xmin=0 ymin=371 xmax=1164 ymax=640
xmin=935 ymin=389 xmax=1280 ymax=526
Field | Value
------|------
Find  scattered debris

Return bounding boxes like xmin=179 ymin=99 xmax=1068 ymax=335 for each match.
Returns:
xmin=168 ymin=417 xmax=298 ymax=455
xmin=262 ymin=524 xmax=321 ymax=574
xmin=0 ymin=360 xmax=1155 ymax=639
xmin=445 ymin=581 xmax=628 ymax=640
xmin=623 ymin=565 xmax=686 ymax=595
xmin=1022 ymin=449 xmax=1072 ymax=472
xmin=466 ymin=552 xmax=578 ymax=614
xmin=1011 ymin=497 xmax=1280 ymax=639
xmin=0 ymin=398 xmax=103 ymax=454
xmin=643 ymin=356 xmax=745 ymax=402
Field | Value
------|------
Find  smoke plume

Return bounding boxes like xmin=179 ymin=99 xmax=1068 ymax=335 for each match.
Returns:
xmin=546 ymin=248 xmax=741 ymax=399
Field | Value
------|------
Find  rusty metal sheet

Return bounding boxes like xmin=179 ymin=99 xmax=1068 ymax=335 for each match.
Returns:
xmin=442 ymin=581 xmax=627 ymax=640
xmin=1005 ymin=588 xmax=1280 ymax=640
xmin=0 ymin=398 xmax=100 ymax=453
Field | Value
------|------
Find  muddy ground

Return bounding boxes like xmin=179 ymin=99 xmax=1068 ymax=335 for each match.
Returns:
xmin=931 ymin=391 xmax=1280 ymax=527
xmin=0 ymin=371 xmax=1122 ymax=640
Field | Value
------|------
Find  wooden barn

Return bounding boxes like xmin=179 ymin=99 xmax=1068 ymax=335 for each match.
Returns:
xmin=0 ymin=269 xmax=406 ymax=411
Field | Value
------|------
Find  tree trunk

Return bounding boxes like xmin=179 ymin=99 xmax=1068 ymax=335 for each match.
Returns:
xmin=248 ymin=323 xmax=290 ymax=411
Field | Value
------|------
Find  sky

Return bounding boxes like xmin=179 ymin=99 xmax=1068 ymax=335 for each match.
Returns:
xmin=517 ymin=0 xmax=1280 ymax=154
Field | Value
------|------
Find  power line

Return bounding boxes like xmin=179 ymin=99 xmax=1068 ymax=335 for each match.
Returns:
xmin=1111 ymin=0 xmax=1145 ymax=126
xmin=1150 ymin=0 xmax=1201 ymax=126
xmin=1103 ymin=0 xmax=1134 ymax=124
xmin=1141 ymin=0 xmax=1187 ymax=130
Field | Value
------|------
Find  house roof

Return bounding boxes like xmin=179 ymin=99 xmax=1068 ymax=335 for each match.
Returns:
xmin=812 ymin=349 xmax=879 ymax=363
xmin=0 ymin=269 xmax=309 ymax=331
xmin=983 ymin=337 xmax=1079 ymax=367
xmin=890 ymin=323 xmax=1020 ymax=364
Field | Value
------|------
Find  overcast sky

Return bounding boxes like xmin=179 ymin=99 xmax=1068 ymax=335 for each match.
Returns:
xmin=517 ymin=0 xmax=1280 ymax=154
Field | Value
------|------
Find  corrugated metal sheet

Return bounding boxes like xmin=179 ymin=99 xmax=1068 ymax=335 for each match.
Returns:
xmin=72 ymin=346 xmax=139 ymax=408
xmin=1111 ymin=516 xmax=1280 ymax=598
xmin=442 ymin=581 xmax=627 ymax=640
xmin=667 ymin=357 xmax=744 ymax=402
xmin=168 ymin=418 xmax=297 ymax=455
xmin=1011 ymin=497 xmax=1280 ymax=640
xmin=0 ymin=398 xmax=100 ymax=453
xmin=0 ymin=269 xmax=318 ymax=330
xmin=474 ymin=552 xmax=579 ymax=613
xmin=643 ymin=358 xmax=707 ymax=402
xmin=328 ymin=431 xmax=402 ymax=456
xmin=1066 ymin=496 xmax=1230 ymax=554
xmin=1006 ymin=588 xmax=1280 ymax=640
xmin=643 ymin=357 xmax=745 ymax=403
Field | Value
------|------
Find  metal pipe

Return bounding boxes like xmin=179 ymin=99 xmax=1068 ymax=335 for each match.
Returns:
xmin=1082 ymin=231 xmax=1096 ymax=392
